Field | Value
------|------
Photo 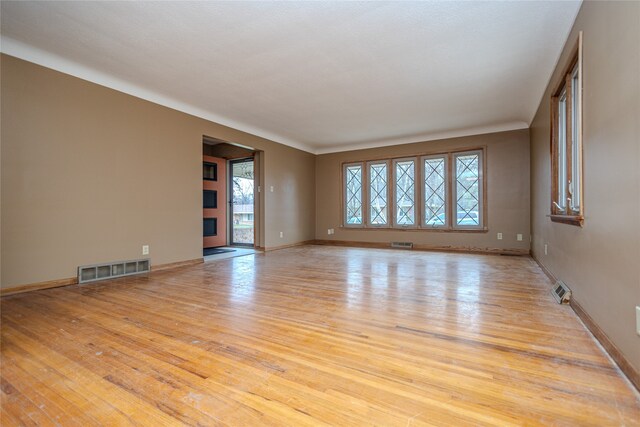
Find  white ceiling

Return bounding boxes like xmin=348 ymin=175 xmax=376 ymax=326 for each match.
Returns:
xmin=1 ymin=1 xmax=581 ymax=154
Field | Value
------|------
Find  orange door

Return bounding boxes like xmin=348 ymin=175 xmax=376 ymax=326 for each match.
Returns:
xmin=203 ymin=155 xmax=226 ymax=248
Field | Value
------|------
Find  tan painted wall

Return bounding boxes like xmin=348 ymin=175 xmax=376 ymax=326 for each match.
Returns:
xmin=315 ymin=129 xmax=530 ymax=251
xmin=530 ymin=1 xmax=640 ymax=370
xmin=1 ymin=54 xmax=316 ymax=289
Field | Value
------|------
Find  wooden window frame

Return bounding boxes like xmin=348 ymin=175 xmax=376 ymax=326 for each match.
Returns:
xmin=392 ymin=157 xmax=419 ymax=229
xmin=452 ymin=150 xmax=485 ymax=230
xmin=367 ymin=160 xmax=391 ymax=228
xmin=422 ymin=154 xmax=450 ymax=229
xmin=550 ymin=32 xmax=584 ymax=227
xmin=340 ymin=146 xmax=487 ymax=232
xmin=342 ymin=162 xmax=364 ymax=228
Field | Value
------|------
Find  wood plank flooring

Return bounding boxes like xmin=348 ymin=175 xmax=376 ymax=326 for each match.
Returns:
xmin=1 ymin=245 xmax=639 ymax=426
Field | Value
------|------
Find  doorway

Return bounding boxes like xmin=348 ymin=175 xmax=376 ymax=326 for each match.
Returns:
xmin=229 ymin=158 xmax=254 ymax=246
xmin=203 ymin=137 xmax=261 ymax=253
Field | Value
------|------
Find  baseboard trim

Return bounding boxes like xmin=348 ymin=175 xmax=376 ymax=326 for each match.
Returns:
xmin=264 ymin=240 xmax=315 ymax=252
xmin=570 ymin=298 xmax=640 ymax=392
xmin=531 ymin=255 xmax=639 ymax=392
xmin=312 ymin=239 xmax=529 ymax=256
xmin=1 ymin=277 xmax=78 ymax=297
xmin=531 ymin=254 xmax=557 ymax=283
xmin=151 ymin=258 xmax=203 ymax=272
xmin=1 ymin=257 xmax=205 ymax=297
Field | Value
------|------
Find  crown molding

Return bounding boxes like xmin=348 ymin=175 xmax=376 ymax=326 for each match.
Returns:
xmin=314 ymin=121 xmax=529 ymax=155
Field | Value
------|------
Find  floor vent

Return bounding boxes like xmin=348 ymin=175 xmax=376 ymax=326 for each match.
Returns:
xmin=551 ymin=280 xmax=571 ymax=304
xmin=391 ymin=242 xmax=413 ymax=249
xmin=78 ymin=259 xmax=150 ymax=284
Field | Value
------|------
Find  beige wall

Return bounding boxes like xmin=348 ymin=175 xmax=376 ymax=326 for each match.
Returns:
xmin=315 ymin=129 xmax=530 ymax=251
xmin=1 ymin=54 xmax=315 ymax=289
xmin=530 ymin=2 xmax=640 ymax=370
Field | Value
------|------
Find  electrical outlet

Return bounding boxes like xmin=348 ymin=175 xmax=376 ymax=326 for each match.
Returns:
xmin=517 ymin=234 xmax=523 ymax=241
xmin=497 ymin=232 xmax=503 ymax=240
xmin=142 ymin=245 xmax=149 ymax=255
xmin=636 ymin=306 xmax=640 ymax=336
xmin=270 ymin=186 xmax=274 ymax=192
xmin=279 ymin=231 xmax=283 ymax=238
xmin=544 ymin=244 xmax=548 ymax=255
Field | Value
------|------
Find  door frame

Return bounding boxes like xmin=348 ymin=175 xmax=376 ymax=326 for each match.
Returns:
xmin=228 ymin=157 xmax=256 ymax=247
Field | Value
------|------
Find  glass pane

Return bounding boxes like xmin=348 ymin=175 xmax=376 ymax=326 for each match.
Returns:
xmin=424 ymin=157 xmax=446 ymax=226
xmin=558 ymin=91 xmax=567 ymax=210
xmin=395 ymin=160 xmax=415 ymax=225
xmin=203 ymin=162 xmax=217 ymax=181
xmin=369 ymin=163 xmax=388 ymax=225
xmin=571 ymin=68 xmax=580 ymax=211
xmin=231 ymin=159 xmax=254 ymax=245
xmin=455 ymin=153 xmax=480 ymax=226
xmin=345 ymin=165 xmax=363 ymax=225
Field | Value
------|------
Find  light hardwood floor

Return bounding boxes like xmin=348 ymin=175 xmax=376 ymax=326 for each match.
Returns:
xmin=1 ymin=246 xmax=639 ymax=426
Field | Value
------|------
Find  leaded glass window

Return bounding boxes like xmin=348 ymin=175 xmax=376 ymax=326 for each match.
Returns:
xmin=369 ymin=162 xmax=388 ymax=226
xmin=342 ymin=150 xmax=484 ymax=230
xmin=454 ymin=152 xmax=481 ymax=228
xmin=394 ymin=159 xmax=416 ymax=226
xmin=423 ymin=156 xmax=447 ymax=227
xmin=344 ymin=164 xmax=363 ymax=225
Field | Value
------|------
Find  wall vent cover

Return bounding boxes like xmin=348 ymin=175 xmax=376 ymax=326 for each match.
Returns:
xmin=551 ymin=280 xmax=571 ymax=304
xmin=78 ymin=258 xmax=150 ymax=284
xmin=391 ymin=242 xmax=413 ymax=249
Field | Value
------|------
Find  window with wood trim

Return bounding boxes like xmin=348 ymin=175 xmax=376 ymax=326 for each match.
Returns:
xmin=343 ymin=163 xmax=363 ymax=226
xmin=393 ymin=158 xmax=417 ymax=227
xmin=551 ymin=32 xmax=583 ymax=226
xmin=423 ymin=155 xmax=447 ymax=227
xmin=343 ymin=148 xmax=485 ymax=231
xmin=453 ymin=150 xmax=483 ymax=229
xmin=368 ymin=161 xmax=389 ymax=226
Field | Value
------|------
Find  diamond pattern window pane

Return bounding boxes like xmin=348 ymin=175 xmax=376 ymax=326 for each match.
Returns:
xmin=369 ymin=163 xmax=388 ymax=225
xmin=345 ymin=165 xmax=363 ymax=225
xmin=424 ymin=157 xmax=446 ymax=226
xmin=395 ymin=160 xmax=415 ymax=225
xmin=455 ymin=154 xmax=480 ymax=226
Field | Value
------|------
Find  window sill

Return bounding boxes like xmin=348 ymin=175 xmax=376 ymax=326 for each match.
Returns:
xmin=550 ymin=214 xmax=583 ymax=226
